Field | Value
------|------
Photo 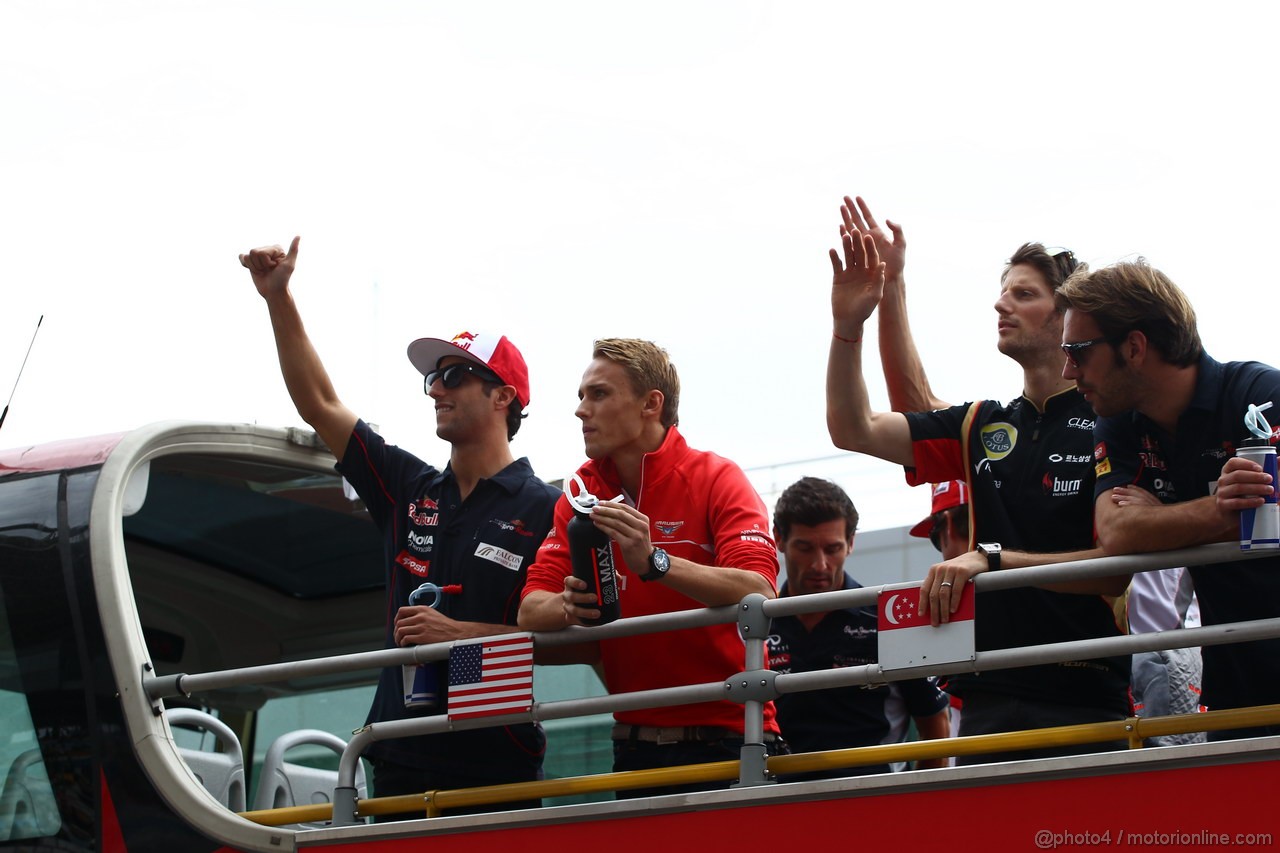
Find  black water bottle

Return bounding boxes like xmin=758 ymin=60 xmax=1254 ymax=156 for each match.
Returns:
xmin=568 ymin=506 xmax=621 ymax=625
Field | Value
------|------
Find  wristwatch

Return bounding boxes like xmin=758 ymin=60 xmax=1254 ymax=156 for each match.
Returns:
xmin=978 ymin=542 xmax=1002 ymax=572
xmin=641 ymin=547 xmax=671 ymax=582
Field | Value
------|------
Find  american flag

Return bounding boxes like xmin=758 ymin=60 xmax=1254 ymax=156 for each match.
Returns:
xmin=446 ymin=634 xmax=534 ymax=720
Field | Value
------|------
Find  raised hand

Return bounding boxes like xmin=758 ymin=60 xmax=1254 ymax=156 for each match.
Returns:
xmin=829 ymin=224 xmax=886 ymax=337
xmin=239 ymin=236 xmax=300 ymax=300
xmin=841 ymin=195 xmax=906 ymax=283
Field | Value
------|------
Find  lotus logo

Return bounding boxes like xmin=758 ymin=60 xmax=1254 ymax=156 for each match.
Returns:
xmin=980 ymin=422 xmax=1018 ymax=461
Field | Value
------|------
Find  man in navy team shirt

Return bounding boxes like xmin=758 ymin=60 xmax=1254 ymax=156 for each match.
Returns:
xmin=240 ymin=237 xmax=559 ymax=811
xmin=1057 ymin=259 xmax=1280 ymax=738
xmin=767 ymin=477 xmax=949 ymax=779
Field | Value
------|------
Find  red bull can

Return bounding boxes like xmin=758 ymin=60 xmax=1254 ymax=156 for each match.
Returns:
xmin=402 ymin=662 xmax=440 ymax=709
xmin=1238 ymin=441 xmax=1279 ymax=550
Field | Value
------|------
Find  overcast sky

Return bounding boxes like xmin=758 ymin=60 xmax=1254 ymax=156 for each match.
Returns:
xmin=3 ymin=1 xmax=1278 ymax=534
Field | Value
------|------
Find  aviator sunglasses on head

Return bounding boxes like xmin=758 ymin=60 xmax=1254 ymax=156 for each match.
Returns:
xmin=423 ymin=362 xmax=501 ymax=394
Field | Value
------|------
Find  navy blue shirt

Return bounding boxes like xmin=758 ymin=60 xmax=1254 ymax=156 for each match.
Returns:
xmin=1094 ymin=353 xmax=1280 ymax=712
xmin=337 ymin=420 xmax=559 ymax=773
xmin=905 ymin=391 xmax=1130 ymax=713
xmin=767 ymin=574 xmax=948 ymax=769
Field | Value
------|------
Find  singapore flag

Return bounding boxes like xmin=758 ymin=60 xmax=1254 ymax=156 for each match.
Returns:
xmin=877 ymin=585 xmax=975 ymax=671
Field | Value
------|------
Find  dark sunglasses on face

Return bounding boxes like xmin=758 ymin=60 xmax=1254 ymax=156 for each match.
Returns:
xmin=423 ymin=362 xmax=501 ymax=394
xmin=1060 ymin=337 xmax=1110 ymax=368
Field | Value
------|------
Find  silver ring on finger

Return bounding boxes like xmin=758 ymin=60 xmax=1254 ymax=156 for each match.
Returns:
xmin=940 ymin=581 xmax=953 ymax=588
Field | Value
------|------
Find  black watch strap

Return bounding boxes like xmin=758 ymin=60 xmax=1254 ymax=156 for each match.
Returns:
xmin=978 ymin=542 xmax=1002 ymax=572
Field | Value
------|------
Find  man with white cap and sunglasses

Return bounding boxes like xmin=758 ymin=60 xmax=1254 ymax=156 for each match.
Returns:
xmin=240 ymin=237 xmax=558 ymax=811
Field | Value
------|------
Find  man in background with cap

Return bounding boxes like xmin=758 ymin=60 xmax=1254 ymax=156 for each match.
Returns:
xmin=240 ymin=237 xmax=558 ymax=810
xmin=910 ymin=480 xmax=971 ymax=563
xmin=767 ymin=477 xmax=949 ymax=780
xmin=911 ymin=480 xmax=971 ymax=737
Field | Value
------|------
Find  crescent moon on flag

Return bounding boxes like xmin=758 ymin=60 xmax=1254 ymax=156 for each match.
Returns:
xmin=884 ymin=594 xmax=900 ymax=625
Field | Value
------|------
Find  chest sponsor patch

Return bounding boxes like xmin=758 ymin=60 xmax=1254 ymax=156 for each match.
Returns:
xmin=490 ymin=517 xmax=535 ymax=536
xmin=396 ymin=550 xmax=430 ymax=577
xmin=980 ymin=422 xmax=1017 ymax=460
xmin=655 ymin=520 xmax=684 ymax=536
xmin=475 ymin=542 xmax=523 ymax=571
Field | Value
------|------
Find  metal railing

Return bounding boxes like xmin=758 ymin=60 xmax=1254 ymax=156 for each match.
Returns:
xmin=142 ymin=541 xmax=1279 ymax=828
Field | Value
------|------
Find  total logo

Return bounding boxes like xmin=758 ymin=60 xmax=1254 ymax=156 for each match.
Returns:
xmin=1042 ymin=473 xmax=1082 ymax=497
xmin=395 ymin=550 xmax=430 ymax=577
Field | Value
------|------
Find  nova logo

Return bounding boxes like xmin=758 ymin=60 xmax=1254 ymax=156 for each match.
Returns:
xmin=980 ymin=422 xmax=1018 ymax=460
xmin=408 ymin=531 xmax=434 ymax=549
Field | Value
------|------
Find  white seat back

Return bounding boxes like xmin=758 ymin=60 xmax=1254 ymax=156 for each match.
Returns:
xmin=253 ymin=729 xmax=367 ymax=827
xmin=166 ymin=708 xmax=246 ymax=812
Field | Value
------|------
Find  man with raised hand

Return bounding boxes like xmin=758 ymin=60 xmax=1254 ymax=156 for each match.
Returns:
xmin=240 ymin=238 xmax=558 ymax=811
xmin=823 ymin=202 xmax=1129 ymax=762
xmin=518 ymin=338 xmax=784 ymax=797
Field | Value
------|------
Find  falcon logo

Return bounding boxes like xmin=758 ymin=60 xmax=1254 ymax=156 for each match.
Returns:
xmin=655 ymin=520 xmax=684 ymax=536
xmin=980 ymin=423 xmax=1017 ymax=460
xmin=475 ymin=543 xmax=522 ymax=571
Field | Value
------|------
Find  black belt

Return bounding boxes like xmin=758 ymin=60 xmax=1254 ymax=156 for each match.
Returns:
xmin=612 ymin=724 xmax=779 ymax=745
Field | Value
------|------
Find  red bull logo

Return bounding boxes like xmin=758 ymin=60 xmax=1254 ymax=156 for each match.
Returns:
xmin=408 ymin=501 xmax=439 ymax=526
xmin=451 ymin=331 xmax=478 ymax=352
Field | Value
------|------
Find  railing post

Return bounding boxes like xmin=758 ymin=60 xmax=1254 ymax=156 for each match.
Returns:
xmin=731 ymin=593 xmax=777 ymax=787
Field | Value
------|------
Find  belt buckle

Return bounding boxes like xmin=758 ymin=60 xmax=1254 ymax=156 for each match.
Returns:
xmin=655 ymin=727 xmax=683 ymax=745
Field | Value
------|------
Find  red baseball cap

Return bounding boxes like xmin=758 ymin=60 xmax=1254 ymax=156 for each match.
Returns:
xmin=407 ymin=330 xmax=532 ymax=408
xmin=908 ymin=480 xmax=969 ymax=538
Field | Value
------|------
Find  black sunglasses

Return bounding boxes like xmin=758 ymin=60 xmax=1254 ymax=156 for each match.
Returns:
xmin=1060 ymin=337 xmax=1110 ymax=368
xmin=423 ymin=362 xmax=501 ymax=394
xmin=1048 ymin=247 xmax=1079 ymax=282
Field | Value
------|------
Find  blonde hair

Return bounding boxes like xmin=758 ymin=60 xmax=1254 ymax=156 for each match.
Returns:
xmin=592 ymin=338 xmax=680 ymax=428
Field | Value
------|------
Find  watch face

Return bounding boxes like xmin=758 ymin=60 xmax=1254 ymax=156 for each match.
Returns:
xmin=652 ymin=548 xmax=670 ymax=572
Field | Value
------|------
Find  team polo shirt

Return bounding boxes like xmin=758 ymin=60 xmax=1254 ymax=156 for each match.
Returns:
xmin=904 ymin=390 xmax=1130 ymax=713
xmin=338 ymin=419 xmax=559 ymax=772
xmin=767 ymin=575 xmax=948 ymax=760
xmin=522 ymin=426 xmax=781 ymax=733
xmin=1093 ymin=353 xmax=1280 ymax=712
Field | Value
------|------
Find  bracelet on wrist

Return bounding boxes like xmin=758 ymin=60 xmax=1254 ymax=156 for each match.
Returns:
xmin=832 ymin=331 xmax=861 ymax=344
